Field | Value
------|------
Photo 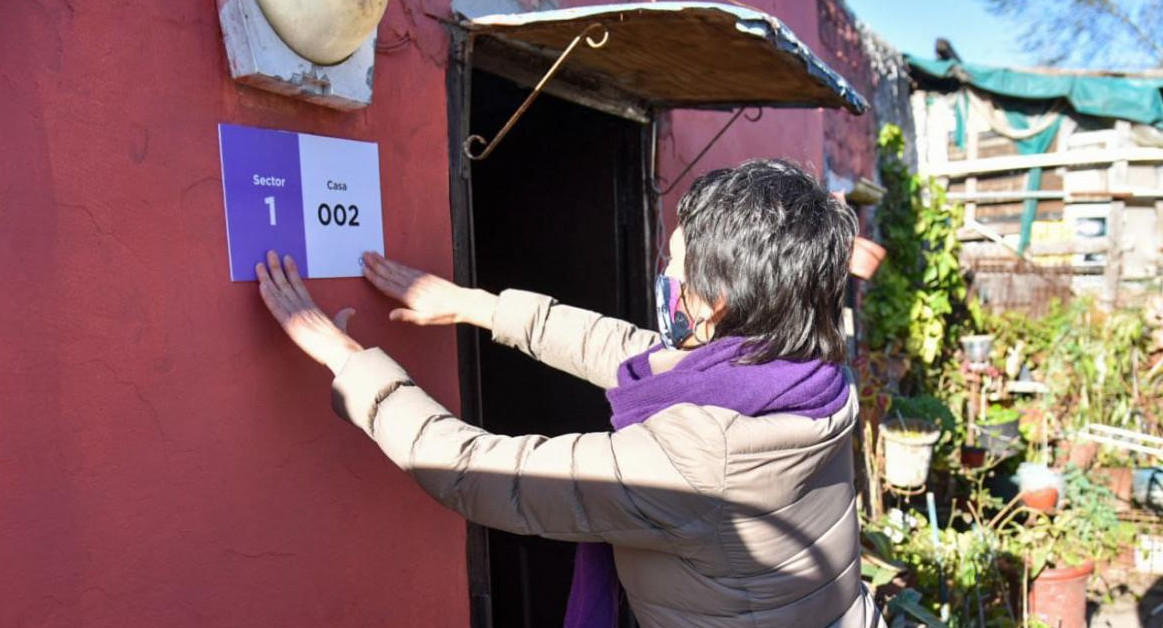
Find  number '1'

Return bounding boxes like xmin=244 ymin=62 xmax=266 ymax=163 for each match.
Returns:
xmin=264 ymin=196 xmax=277 ymax=226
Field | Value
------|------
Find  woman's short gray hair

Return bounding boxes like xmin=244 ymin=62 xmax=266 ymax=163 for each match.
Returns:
xmin=677 ymin=159 xmax=856 ymax=364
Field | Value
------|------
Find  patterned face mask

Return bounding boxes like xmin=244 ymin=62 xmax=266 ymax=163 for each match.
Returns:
xmin=654 ymin=274 xmax=695 ymax=349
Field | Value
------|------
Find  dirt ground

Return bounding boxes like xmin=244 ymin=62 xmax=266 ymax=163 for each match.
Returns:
xmin=1089 ymin=570 xmax=1163 ymax=627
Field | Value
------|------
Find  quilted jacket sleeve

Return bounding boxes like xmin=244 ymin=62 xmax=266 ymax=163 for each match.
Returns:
xmin=331 ymin=348 xmax=723 ymax=553
xmin=491 ymin=289 xmax=660 ymax=389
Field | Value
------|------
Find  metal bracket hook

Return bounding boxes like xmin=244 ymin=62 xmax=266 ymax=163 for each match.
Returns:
xmin=651 ymin=107 xmax=763 ymax=196
xmin=463 ymin=23 xmax=610 ymax=161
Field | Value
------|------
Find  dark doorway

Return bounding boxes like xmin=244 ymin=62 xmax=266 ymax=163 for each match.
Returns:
xmin=461 ymin=68 xmax=653 ymax=628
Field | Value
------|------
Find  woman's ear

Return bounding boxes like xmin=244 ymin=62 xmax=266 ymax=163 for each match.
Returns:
xmin=710 ymin=296 xmax=728 ymax=324
xmin=692 ymin=296 xmax=727 ymax=345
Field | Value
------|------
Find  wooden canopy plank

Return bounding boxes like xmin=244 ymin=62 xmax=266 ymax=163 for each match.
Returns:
xmin=458 ymin=2 xmax=868 ymax=114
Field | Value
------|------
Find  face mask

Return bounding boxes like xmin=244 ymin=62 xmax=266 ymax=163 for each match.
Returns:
xmin=655 ymin=274 xmax=695 ymax=349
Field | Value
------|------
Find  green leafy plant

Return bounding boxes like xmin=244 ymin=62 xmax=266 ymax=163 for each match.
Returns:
xmin=998 ymin=466 xmax=1132 ymax=578
xmin=1040 ymin=300 xmax=1154 ymax=434
xmin=864 ymin=124 xmax=977 ymax=398
xmin=893 ymin=395 xmax=958 ymax=426
xmin=887 ymin=588 xmax=948 ymax=628
xmin=864 ymin=507 xmax=1016 ymax=627
xmin=892 ymin=395 xmax=962 ymax=467
xmin=986 ymin=298 xmax=1162 ymax=445
xmin=979 ymin=404 xmax=1020 ymax=427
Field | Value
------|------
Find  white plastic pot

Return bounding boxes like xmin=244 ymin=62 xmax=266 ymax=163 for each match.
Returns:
xmin=881 ymin=419 xmax=941 ymax=489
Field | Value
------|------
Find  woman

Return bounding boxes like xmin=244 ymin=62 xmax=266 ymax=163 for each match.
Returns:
xmin=257 ymin=159 xmax=884 ymax=627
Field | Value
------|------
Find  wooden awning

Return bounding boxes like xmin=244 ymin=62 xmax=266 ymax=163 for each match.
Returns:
xmin=456 ymin=1 xmax=868 ymax=116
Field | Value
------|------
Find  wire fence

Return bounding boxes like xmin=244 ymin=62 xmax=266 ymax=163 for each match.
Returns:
xmin=964 ymin=254 xmax=1075 ymax=317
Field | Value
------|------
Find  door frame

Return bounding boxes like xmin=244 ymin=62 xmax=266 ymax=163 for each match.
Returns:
xmin=445 ymin=28 xmax=659 ymax=628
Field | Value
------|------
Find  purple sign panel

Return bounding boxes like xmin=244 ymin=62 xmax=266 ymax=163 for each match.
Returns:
xmin=218 ymin=124 xmax=307 ymax=281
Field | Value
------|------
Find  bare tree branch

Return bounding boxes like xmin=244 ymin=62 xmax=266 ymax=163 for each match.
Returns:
xmin=981 ymin=0 xmax=1163 ymax=69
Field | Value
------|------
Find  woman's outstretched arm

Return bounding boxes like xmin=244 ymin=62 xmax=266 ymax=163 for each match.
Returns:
xmin=360 ymin=252 xmax=658 ymax=389
xmin=256 ymin=252 xmax=718 ymax=553
xmin=330 ymin=346 xmax=721 ymax=552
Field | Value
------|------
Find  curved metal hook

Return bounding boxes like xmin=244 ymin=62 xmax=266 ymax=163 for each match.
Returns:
xmin=462 ymin=134 xmax=489 ymax=160
xmin=650 ymin=107 xmax=765 ymax=196
xmin=585 ymin=24 xmax=610 ymax=48
xmin=463 ymin=22 xmax=610 ymax=162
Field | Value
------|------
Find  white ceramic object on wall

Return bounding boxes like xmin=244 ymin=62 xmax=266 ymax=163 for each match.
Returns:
xmin=256 ymin=0 xmax=390 ymax=65
xmin=220 ymin=0 xmax=384 ymax=110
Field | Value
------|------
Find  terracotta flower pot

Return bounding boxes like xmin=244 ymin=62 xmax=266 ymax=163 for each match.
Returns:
xmin=1092 ymin=467 xmax=1133 ymax=513
xmin=1069 ymin=441 xmax=1098 ymax=469
xmin=850 ymin=236 xmax=886 ymax=279
xmin=1054 ymin=440 xmax=1098 ymax=470
xmin=1029 ymin=561 xmax=1094 ymax=628
xmin=1021 ymin=487 xmax=1058 ymax=512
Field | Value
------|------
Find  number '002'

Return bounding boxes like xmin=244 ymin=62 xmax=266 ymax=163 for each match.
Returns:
xmin=318 ymin=203 xmax=361 ymax=227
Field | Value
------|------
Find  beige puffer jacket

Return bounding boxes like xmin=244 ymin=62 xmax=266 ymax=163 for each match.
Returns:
xmin=331 ymin=290 xmax=885 ymax=627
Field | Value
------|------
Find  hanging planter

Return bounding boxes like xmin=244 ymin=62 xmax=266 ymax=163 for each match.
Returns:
xmin=960 ymin=334 xmax=994 ymax=370
xmin=881 ymin=418 xmax=941 ymax=489
xmin=1017 ymin=463 xmax=1062 ymax=513
xmin=1021 ymin=488 xmax=1059 ymax=512
xmin=850 ymin=236 xmax=887 ymax=279
xmin=976 ymin=404 xmax=1021 ymax=458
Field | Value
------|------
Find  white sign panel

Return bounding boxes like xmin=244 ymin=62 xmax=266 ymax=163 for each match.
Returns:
xmin=218 ymin=123 xmax=385 ymax=280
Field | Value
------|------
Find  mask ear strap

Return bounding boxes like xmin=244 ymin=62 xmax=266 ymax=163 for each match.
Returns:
xmin=689 ymin=316 xmax=711 ymax=345
xmin=680 ymin=287 xmax=712 ymax=346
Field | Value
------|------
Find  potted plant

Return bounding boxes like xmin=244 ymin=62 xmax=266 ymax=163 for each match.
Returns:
xmin=891 ymin=395 xmax=960 ymax=465
xmin=1053 ymin=438 xmax=1098 ymax=470
xmin=960 ymin=334 xmax=994 ymax=370
xmin=881 ymin=417 xmax=941 ymax=489
xmin=1000 ymin=467 xmax=1131 ymax=628
xmin=1082 ymin=441 xmax=1137 ymax=516
xmin=960 ymin=445 xmax=988 ymax=469
xmin=1016 ymin=462 xmax=1062 ymax=513
xmin=976 ymin=404 xmax=1021 ymax=458
xmin=864 ymin=505 xmax=1016 ymax=625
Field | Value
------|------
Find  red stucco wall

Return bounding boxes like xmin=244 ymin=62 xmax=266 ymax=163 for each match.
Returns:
xmin=653 ymin=0 xmax=828 ymax=228
xmin=0 ymin=0 xmax=853 ymax=626
xmin=818 ymin=0 xmax=878 ymax=186
xmin=0 ymin=1 xmax=468 ymax=626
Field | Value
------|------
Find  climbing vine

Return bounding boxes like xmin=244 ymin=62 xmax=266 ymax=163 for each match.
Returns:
xmin=863 ymin=124 xmax=976 ymax=393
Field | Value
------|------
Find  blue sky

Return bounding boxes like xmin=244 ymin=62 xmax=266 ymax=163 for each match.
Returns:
xmin=845 ymin=0 xmax=1035 ymax=68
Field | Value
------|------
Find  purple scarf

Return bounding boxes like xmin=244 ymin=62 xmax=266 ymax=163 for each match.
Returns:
xmin=562 ymin=337 xmax=850 ymax=628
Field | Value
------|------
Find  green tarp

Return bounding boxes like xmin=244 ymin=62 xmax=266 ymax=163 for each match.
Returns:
xmin=908 ymin=56 xmax=1163 ymax=127
xmin=1006 ymin=109 xmax=1062 ymax=254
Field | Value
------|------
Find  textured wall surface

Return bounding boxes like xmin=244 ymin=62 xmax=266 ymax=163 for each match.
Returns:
xmin=0 ymin=1 xmax=466 ymax=626
xmin=0 ymin=0 xmax=856 ymax=626
xmin=818 ymin=0 xmax=878 ymax=187
xmin=652 ymin=0 xmax=828 ymax=228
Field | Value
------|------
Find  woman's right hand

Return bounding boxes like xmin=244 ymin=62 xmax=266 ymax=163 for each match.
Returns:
xmin=361 ymin=252 xmax=498 ymax=330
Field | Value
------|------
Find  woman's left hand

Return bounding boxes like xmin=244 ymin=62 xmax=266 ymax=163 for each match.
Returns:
xmin=257 ymin=251 xmax=364 ymax=374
